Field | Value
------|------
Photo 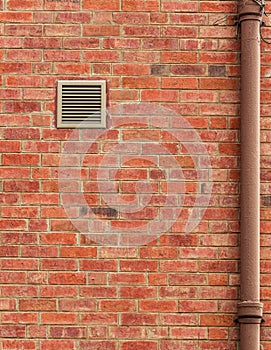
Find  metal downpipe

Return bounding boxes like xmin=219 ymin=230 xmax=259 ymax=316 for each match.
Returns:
xmin=236 ymin=0 xmax=264 ymax=348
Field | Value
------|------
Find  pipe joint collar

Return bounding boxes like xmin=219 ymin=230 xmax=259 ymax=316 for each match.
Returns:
xmin=236 ymin=301 xmax=264 ymax=324
xmin=238 ymin=0 xmax=262 ymax=22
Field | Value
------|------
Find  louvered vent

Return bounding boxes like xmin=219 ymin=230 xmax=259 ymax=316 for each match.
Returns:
xmin=57 ymin=80 xmax=107 ymax=128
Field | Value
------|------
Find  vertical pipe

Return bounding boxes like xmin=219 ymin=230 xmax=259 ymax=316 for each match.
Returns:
xmin=237 ymin=1 xmax=264 ymax=349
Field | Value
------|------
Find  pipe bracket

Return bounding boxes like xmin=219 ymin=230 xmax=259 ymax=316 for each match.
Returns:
xmin=236 ymin=301 xmax=264 ymax=324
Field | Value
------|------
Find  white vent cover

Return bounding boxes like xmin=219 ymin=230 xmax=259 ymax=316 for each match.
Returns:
xmin=57 ymin=80 xmax=107 ymax=128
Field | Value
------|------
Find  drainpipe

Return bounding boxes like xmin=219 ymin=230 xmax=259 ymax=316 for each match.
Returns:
xmin=236 ymin=0 xmax=264 ymax=348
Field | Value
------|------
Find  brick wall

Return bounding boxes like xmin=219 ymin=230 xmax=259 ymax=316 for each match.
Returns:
xmin=1 ymin=0 xmax=271 ymax=349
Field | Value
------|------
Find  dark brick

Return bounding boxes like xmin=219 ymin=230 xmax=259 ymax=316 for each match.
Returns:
xmin=209 ymin=65 xmax=226 ymax=77
xmin=171 ymin=64 xmax=206 ymax=76
xmin=151 ymin=65 xmax=170 ymax=76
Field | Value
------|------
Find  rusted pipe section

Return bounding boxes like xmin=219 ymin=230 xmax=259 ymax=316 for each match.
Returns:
xmin=236 ymin=0 xmax=264 ymax=349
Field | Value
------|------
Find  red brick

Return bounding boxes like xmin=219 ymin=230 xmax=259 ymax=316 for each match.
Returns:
xmin=2 ymin=258 xmax=38 ymax=270
xmin=40 ymin=340 xmax=76 ymax=350
xmin=0 ymin=271 xmax=25 ymax=283
xmin=60 ymin=247 xmax=97 ymax=258
xmin=28 ymin=325 xmax=47 ymax=338
xmin=49 ymin=272 xmax=86 ymax=285
xmin=44 ymin=24 xmax=80 ymax=36
xmin=40 ymin=258 xmax=77 ymax=271
xmin=161 ymin=51 xmax=197 ymax=63
xmin=0 ymin=88 xmax=21 ymax=99
xmin=180 ymin=300 xmax=218 ymax=313
xmin=40 ymin=233 xmax=77 ymax=245
xmin=1 ymin=286 xmax=38 ymax=297
xmin=81 ymin=313 xmax=118 ymax=325
xmin=3 ymin=154 xmax=40 ymax=166
xmin=160 ymin=286 xmax=198 ymax=299
xmin=109 ymin=273 xmax=146 ymax=285
xmin=161 ymin=0 xmax=198 ymax=12
xmin=120 ymin=260 xmax=158 ymax=272
xmin=50 ymin=220 xmax=80 ymax=232
xmin=113 ymin=13 xmax=149 ymax=24
xmin=124 ymin=25 xmax=160 ymax=37
xmin=33 ymin=12 xmax=53 ymax=23
xmin=200 ymin=78 xmax=238 ymax=90
xmin=5 ymin=102 xmax=41 ymax=113
xmin=139 ymin=300 xmax=178 ymax=312
xmin=80 ymin=286 xmax=117 ymax=298
xmin=0 ymin=325 xmax=26 ymax=337
xmin=200 ymin=52 xmax=237 ymax=64
xmin=44 ymin=0 xmax=80 ymax=10
xmin=55 ymin=12 xmax=91 ymax=23
xmin=42 ymin=313 xmax=77 ymax=324
xmin=121 ymin=342 xmax=158 ymax=350
xmin=0 ymin=193 xmax=19 ymax=204
xmin=49 ymin=326 xmax=87 ymax=338
xmin=40 ymin=286 xmax=78 ymax=298
xmin=99 ymin=300 xmax=136 ymax=312
xmin=200 ymin=27 xmax=236 ymax=38
xmin=0 ymin=11 xmax=33 ymax=22
xmin=171 ymin=327 xmax=207 ymax=339
xmin=162 ymin=26 xmax=197 ymax=37
xmin=83 ymin=25 xmax=120 ymax=36
xmin=2 ymin=340 xmax=36 ymax=350
xmin=5 ymin=24 xmax=42 ymax=36
xmin=60 ymin=300 xmax=96 ymax=313
xmin=29 ymin=219 xmax=48 ymax=232
xmin=123 ymin=51 xmax=160 ymax=63
xmin=123 ymin=77 xmax=159 ymax=88
xmin=80 ymin=341 xmax=116 ymax=350
xmin=84 ymin=0 xmax=120 ymax=10
xmin=2 ymin=206 xmax=38 ymax=218
xmin=0 ymin=219 xmax=27 ymax=231
xmin=110 ymin=89 xmax=139 ymax=101
xmin=7 ymin=0 xmax=42 ymax=9
xmin=200 ymin=314 xmax=234 ymax=327
xmin=113 ymin=63 xmax=150 ymax=75
xmin=20 ymin=299 xmax=56 ymax=311
xmin=110 ymin=326 xmax=145 ymax=339
xmin=140 ymin=247 xmax=178 ymax=259
xmin=148 ymin=273 xmax=168 ymax=285
xmin=1 ymin=232 xmax=37 ymax=245
xmin=200 ymin=1 xmax=236 ymax=12
xmin=7 ymin=76 xmax=42 ymax=87
xmin=141 ymin=89 xmax=178 ymax=102
xmin=162 ymin=77 xmax=198 ymax=89
xmin=120 ymin=286 xmax=157 ymax=299
xmin=142 ymin=38 xmax=178 ymax=50
xmin=54 ymin=63 xmax=90 ymax=74
xmin=122 ymin=313 xmax=158 ymax=325
xmin=25 ymin=37 xmax=62 ymax=48
xmin=2 ymin=312 xmax=38 ymax=324
xmin=0 ymin=140 xmax=20 ymax=152
xmin=100 ymin=247 xmax=138 ymax=258
xmin=0 ymin=37 xmax=22 ymax=48
xmin=85 ymin=50 xmax=121 ymax=62
xmin=122 ymin=0 xmax=159 ymax=11
xmin=0 ymin=62 xmax=31 ymax=73
xmin=63 ymin=38 xmax=99 ymax=49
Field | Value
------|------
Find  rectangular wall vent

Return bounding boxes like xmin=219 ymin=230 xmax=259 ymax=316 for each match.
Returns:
xmin=57 ymin=80 xmax=107 ymax=128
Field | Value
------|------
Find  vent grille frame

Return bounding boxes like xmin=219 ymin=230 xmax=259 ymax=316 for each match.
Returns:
xmin=57 ymin=80 xmax=107 ymax=129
